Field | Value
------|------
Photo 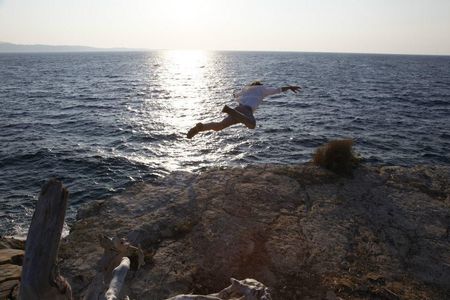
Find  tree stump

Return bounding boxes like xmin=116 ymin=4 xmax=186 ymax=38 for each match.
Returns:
xmin=19 ymin=179 xmax=72 ymax=300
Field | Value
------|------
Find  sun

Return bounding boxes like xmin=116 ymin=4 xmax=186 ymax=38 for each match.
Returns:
xmin=160 ymin=0 xmax=207 ymax=26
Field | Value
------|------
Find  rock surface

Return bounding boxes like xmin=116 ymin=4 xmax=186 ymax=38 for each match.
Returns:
xmin=58 ymin=164 xmax=450 ymax=299
xmin=0 ymin=249 xmax=24 ymax=266
xmin=0 ymin=239 xmax=24 ymax=299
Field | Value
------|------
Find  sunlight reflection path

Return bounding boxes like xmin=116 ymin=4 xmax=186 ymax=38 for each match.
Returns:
xmin=127 ymin=50 xmax=233 ymax=172
xmin=158 ymin=50 xmax=212 ymax=129
xmin=119 ymin=50 xmax=252 ymax=173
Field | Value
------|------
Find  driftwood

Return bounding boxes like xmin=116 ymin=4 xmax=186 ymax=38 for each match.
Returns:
xmin=104 ymin=257 xmax=130 ymax=300
xmin=19 ymin=179 xmax=72 ymax=300
xmin=166 ymin=278 xmax=272 ymax=300
xmin=84 ymin=235 xmax=144 ymax=300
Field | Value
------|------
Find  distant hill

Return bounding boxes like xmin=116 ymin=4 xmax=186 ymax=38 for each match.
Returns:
xmin=0 ymin=41 xmax=145 ymax=53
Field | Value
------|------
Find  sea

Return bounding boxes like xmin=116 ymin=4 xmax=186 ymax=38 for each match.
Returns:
xmin=1 ymin=51 xmax=449 ymax=237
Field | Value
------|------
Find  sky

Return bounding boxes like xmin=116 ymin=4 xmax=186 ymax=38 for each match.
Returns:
xmin=0 ymin=0 xmax=449 ymax=55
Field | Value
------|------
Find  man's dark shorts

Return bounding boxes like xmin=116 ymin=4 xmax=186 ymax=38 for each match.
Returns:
xmin=223 ymin=105 xmax=256 ymax=128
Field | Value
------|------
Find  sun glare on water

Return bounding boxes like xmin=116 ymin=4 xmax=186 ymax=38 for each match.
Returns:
xmin=120 ymin=49 xmax=228 ymax=172
xmin=159 ymin=50 xmax=211 ymax=129
xmin=123 ymin=50 xmax=219 ymax=171
xmin=157 ymin=50 xmax=220 ymax=170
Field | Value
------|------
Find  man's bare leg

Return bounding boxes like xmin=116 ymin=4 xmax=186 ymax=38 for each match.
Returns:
xmin=187 ymin=117 xmax=238 ymax=139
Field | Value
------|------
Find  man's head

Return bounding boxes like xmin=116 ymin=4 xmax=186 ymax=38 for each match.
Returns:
xmin=249 ymin=81 xmax=263 ymax=86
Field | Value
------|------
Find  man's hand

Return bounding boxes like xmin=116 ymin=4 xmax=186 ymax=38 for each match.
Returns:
xmin=289 ymin=86 xmax=301 ymax=93
xmin=282 ymin=85 xmax=302 ymax=93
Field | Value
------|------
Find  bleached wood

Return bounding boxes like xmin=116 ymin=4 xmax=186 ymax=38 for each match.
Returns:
xmin=104 ymin=257 xmax=130 ymax=300
xmin=84 ymin=235 xmax=144 ymax=300
xmin=19 ymin=179 xmax=72 ymax=300
xmin=166 ymin=278 xmax=272 ymax=300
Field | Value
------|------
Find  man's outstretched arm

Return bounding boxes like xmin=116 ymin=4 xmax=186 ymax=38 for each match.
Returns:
xmin=263 ymin=85 xmax=302 ymax=97
xmin=281 ymin=85 xmax=301 ymax=93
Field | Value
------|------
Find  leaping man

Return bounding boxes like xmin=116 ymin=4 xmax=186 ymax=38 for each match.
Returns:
xmin=187 ymin=81 xmax=301 ymax=139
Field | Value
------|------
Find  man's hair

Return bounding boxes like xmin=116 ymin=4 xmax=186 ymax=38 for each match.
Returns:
xmin=250 ymin=81 xmax=263 ymax=86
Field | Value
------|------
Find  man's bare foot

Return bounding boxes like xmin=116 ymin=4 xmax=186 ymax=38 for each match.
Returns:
xmin=187 ymin=123 xmax=203 ymax=139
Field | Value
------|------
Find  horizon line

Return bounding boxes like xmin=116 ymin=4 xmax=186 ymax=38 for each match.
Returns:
xmin=1 ymin=41 xmax=449 ymax=57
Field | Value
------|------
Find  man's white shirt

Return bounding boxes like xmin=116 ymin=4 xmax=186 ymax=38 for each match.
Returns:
xmin=234 ymin=86 xmax=282 ymax=112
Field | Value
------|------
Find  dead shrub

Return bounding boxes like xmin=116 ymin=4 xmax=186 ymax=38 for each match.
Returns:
xmin=313 ymin=139 xmax=359 ymax=176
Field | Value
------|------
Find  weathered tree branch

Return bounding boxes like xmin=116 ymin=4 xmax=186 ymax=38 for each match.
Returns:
xmin=166 ymin=278 xmax=272 ymax=300
xmin=104 ymin=257 xmax=130 ymax=300
xmin=84 ymin=235 xmax=144 ymax=300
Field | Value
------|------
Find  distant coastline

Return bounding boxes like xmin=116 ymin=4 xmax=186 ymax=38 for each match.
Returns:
xmin=1 ymin=41 xmax=449 ymax=56
xmin=0 ymin=41 xmax=146 ymax=53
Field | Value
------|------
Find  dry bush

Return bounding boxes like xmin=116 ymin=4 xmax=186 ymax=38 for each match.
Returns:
xmin=313 ymin=139 xmax=359 ymax=176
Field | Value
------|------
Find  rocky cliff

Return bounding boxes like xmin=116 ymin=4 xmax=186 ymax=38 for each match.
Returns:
xmin=54 ymin=163 xmax=450 ymax=299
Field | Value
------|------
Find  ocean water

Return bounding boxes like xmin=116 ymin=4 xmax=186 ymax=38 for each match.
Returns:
xmin=1 ymin=51 xmax=449 ymax=236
